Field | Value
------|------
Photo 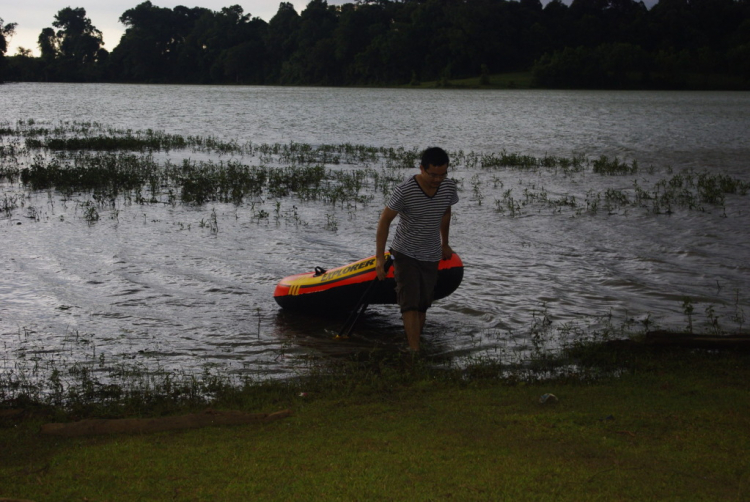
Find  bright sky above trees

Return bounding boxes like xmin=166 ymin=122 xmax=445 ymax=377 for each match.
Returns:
xmin=3 ymin=1 xmax=343 ymax=56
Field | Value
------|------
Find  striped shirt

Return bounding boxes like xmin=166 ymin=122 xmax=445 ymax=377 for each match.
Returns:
xmin=387 ymin=176 xmax=459 ymax=261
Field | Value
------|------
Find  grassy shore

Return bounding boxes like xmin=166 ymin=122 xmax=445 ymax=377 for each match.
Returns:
xmin=2 ymin=344 xmax=749 ymax=501
xmin=406 ymin=72 xmax=536 ymax=89
xmin=405 ymin=71 xmax=750 ymax=91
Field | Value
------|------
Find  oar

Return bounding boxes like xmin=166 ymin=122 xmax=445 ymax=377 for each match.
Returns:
xmin=335 ymin=255 xmax=393 ymax=339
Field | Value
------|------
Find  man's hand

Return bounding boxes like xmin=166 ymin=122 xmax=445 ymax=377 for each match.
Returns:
xmin=376 ymin=207 xmax=398 ymax=280
xmin=375 ymin=255 xmax=387 ymax=280
xmin=442 ymin=243 xmax=453 ymax=260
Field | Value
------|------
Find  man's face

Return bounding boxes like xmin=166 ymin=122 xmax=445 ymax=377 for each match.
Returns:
xmin=420 ymin=163 xmax=448 ymax=189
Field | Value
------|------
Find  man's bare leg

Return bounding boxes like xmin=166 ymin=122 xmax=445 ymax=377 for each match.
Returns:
xmin=403 ymin=310 xmax=426 ymax=351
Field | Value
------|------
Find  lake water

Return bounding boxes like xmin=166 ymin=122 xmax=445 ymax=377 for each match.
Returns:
xmin=1 ymin=83 xmax=749 ymax=381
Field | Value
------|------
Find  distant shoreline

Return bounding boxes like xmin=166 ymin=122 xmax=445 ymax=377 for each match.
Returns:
xmin=5 ymin=70 xmax=749 ymax=91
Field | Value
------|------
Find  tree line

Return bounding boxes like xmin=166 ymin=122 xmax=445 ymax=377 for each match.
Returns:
xmin=2 ymin=0 xmax=750 ymax=89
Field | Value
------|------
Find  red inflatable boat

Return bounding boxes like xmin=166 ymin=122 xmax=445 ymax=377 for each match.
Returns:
xmin=273 ymin=252 xmax=464 ymax=311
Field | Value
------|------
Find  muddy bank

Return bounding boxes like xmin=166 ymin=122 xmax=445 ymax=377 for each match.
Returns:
xmin=40 ymin=408 xmax=292 ymax=436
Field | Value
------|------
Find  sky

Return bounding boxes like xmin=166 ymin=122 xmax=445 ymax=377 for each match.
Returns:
xmin=2 ymin=0 xmax=659 ymax=57
xmin=2 ymin=0 xmax=338 ymax=56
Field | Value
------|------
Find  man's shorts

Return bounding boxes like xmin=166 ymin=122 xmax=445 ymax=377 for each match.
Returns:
xmin=392 ymin=251 xmax=440 ymax=313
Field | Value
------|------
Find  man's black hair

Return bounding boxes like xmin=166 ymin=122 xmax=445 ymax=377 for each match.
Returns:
xmin=421 ymin=147 xmax=449 ymax=169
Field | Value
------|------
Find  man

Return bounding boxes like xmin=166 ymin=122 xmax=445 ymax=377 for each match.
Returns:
xmin=375 ymin=147 xmax=458 ymax=352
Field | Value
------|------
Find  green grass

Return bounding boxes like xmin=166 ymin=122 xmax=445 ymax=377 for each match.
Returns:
xmin=2 ymin=347 xmax=749 ymax=501
xmin=409 ymin=72 xmax=535 ymax=89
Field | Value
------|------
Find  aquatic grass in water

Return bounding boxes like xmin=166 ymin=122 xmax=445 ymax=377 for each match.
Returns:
xmin=174 ymin=159 xmax=269 ymax=205
xmin=2 ymin=194 xmax=19 ymax=216
xmin=27 ymin=133 xmax=188 ymax=152
xmin=13 ymin=133 xmax=736 ymax=218
xmin=478 ymin=149 xmax=587 ymax=174
xmin=592 ymin=155 xmax=638 ymax=175
xmin=20 ymin=152 xmax=160 ymax=194
xmin=4 ymin=123 xmax=749 ymax=263
xmin=487 ymin=166 xmax=749 ymax=217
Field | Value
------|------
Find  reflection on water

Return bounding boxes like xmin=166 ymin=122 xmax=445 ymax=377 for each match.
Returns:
xmin=1 ymin=83 xmax=749 ymax=380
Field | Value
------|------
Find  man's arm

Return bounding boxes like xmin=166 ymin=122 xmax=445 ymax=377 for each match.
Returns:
xmin=376 ymin=207 xmax=398 ymax=280
xmin=440 ymin=206 xmax=453 ymax=260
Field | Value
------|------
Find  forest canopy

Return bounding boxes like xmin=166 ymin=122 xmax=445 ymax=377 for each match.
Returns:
xmin=2 ymin=0 xmax=750 ymax=89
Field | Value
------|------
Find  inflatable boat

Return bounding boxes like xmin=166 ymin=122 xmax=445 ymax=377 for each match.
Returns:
xmin=274 ymin=252 xmax=464 ymax=311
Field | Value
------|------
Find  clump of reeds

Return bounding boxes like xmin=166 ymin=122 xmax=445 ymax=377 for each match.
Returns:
xmin=593 ymin=155 xmax=638 ymax=175
xmin=634 ymin=169 xmax=750 ymax=214
xmin=174 ymin=160 xmax=269 ymax=205
xmin=20 ymin=152 xmax=160 ymax=195
xmin=478 ymin=149 xmax=587 ymax=174
xmin=1 ymin=194 xmax=18 ymax=217
xmin=491 ymin=166 xmax=749 ymax=217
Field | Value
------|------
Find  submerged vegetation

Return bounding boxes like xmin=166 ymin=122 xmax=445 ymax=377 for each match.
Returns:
xmin=2 ymin=120 xmax=748 ymax=219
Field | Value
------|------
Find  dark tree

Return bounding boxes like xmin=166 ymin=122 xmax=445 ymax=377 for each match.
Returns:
xmin=111 ymin=2 xmax=209 ymax=82
xmin=266 ymin=2 xmax=301 ymax=82
xmin=181 ymin=5 xmax=268 ymax=83
xmin=0 ymin=18 xmax=17 ymax=82
xmin=35 ymin=7 xmax=106 ymax=80
xmin=278 ymin=0 xmax=340 ymax=84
